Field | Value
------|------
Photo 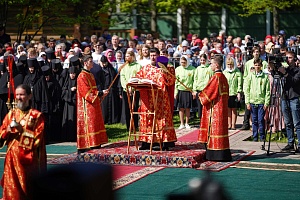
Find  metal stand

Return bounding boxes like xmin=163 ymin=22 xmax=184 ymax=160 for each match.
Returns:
xmin=262 ymin=74 xmax=282 ymax=155
xmin=262 ymin=74 xmax=297 ymax=155
xmin=126 ymin=82 xmax=162 ymax=154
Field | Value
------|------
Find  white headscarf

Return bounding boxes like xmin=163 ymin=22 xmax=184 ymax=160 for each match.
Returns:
xmin=225 ymin=56 xmax=237 ymax=72
xmin=180 ymin=55 xmax=190 ymax=68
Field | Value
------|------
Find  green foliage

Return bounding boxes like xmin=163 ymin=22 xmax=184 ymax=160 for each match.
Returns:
xmin=0 ymin=0 xmax=107 ymax=41
xmin=233 ymin=0 xmax=300 ymax=16
xmin=116 ymin=0 xmax=226 ymax=14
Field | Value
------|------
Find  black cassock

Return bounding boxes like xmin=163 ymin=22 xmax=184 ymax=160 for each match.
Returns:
xmin=61 ymin=74 xmax=77 ymax=142
xmin=100 ymin=64 xmax=121 ymax=124
xmin=0 ymin=69 xmax=23 ymax=126
xmin=0 ymin=71 xmax=9 ymax=126
xmin=34 ymin=75 xmax=62 ymax=143
xmin=23 ymin=69 xmax=40 ymax=108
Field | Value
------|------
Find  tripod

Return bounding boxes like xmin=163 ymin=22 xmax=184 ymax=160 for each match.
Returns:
xmin=262 ymin=73 xmax=298 ymax=155
xmin=262 ymin=74 xmax=282 ymax=155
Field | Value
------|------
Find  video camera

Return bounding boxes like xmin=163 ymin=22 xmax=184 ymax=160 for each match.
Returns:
xmin=245 ymin=38 xmax=255 ymax=50
xmin=244 ymin=38 xmax=258 ymax=61
xmin=267 ymin=54 xmax=286 ymax=71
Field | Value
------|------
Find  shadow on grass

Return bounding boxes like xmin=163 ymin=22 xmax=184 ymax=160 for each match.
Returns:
xmin=243 ymin=132 xmax=288 ymax=143
xmin=105 ymin=123 xmax=128 ymax=143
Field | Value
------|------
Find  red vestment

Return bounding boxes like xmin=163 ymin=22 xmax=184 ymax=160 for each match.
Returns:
xmin=135 ymin=64 xmax=177 ymax=143
xmin=166 ymin=64 xmax=175 ymax=112
xmin=77 ymin=69 xmax=108 ymax=149
xmin=198 ymin=71 xmax=232 ymax=161
xmin=0 ymin=108 xmax=46 ymax=200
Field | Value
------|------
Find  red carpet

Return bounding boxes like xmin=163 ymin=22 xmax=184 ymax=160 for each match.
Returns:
xmin=112 ymin=165 xmax=164 ymax=190
xmin=178 ymin=129 xmax=198 ymax=141
xmin=178 ymin=129 xmax=241 ymax=142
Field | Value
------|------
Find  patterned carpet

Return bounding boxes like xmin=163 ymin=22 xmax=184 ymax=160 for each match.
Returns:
xmin=47 ymin=140 xmax=254 ymax=171
xmin=48 ymin=141 xmax=206 ymax=168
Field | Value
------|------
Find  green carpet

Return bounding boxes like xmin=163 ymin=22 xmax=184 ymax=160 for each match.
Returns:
xmin=0 ymin=144 xmax=77 ymax=155
xmin=0 ymin=144 xmax=299 ymax=199
xmin=115 ymin=167 xmax=300 ymax=200
xmin=45 ymin=144 xmax=77 ymax=154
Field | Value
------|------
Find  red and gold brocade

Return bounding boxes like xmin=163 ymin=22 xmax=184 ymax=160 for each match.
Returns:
xmin=135 ymin=64 xmax=177 ymax=143
xmin=198 ymin=72 xmax=230 ymax=151
xmin=166 ymin=64 xmax=176 ymax=111
xmin=77 ymin=70 xmax=108 ymax=150
xmin=0 ymin=109 xmax=46 ymax=200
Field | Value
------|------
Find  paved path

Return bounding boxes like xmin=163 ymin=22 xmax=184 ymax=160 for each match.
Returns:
xmin=229 ymin=115 xmax=300 ymax=160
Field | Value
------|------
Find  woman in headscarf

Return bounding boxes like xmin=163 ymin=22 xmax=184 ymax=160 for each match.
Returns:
xmin=104 ymin=49 xmax=116 ymax=63
xmin=223 ymin=56 xmax=242 ymax=130
xmin=175 ymin=55 xmax=195 ymax=130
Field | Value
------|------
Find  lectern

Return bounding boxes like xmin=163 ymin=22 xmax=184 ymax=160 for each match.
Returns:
xmin=126 ymin=81 xmax=162 ymax=154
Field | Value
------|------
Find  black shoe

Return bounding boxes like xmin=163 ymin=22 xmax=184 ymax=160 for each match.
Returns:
xmin=240 ymin=125 xmax=250 ymax=130
xmin=282 ymin=144 xmax=294 ymax=151
xmin=91 ymin=145 xmax=101 ymax=150
xmin=139 ymin=145 xmax=150 ymax=150
xmin=162 ymin=147 xmax=170 ymax=151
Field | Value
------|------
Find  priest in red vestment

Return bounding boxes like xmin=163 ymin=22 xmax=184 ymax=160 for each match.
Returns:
xmin=136 ymin=49 xmax=177 ymax=151
xmin=77 ymin=55 xmax=108 ymax=153
xmin=0 ymin=84 xmax=46 ymax=200
xmin=198 ymin=55 xmax=232 ymax=161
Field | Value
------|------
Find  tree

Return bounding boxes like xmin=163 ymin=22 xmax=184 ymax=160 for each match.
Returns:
xmin=0 ymin=0 xmax=110 ymax=42
xmin=232 ymin=0 xmax=300 ymax=35
xmin=115 ymin=0 xmax=228 ymax=39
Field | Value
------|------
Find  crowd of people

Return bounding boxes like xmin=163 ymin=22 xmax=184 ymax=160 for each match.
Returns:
xmin=0 ymin=27 xmax=300 ymax=198
xmin=0 ymin=29 xmax=299 ymax=144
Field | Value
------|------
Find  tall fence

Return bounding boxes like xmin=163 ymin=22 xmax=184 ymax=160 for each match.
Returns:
xmin=110 ymin=10 xmax=300 ymax=41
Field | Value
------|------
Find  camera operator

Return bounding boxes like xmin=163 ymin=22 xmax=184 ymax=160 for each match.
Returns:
xmin=275 ymin=51 xmax=300 ymax=152
xmin=241 ymin=46 xmax=268 ymax=130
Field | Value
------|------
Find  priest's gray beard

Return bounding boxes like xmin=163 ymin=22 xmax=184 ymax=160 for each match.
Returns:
xmin=16 ymin=101 xmax=29 ymax=111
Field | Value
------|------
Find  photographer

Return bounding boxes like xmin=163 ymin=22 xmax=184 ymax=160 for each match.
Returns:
xmin=275 ymin=51 xmax=300 ymax=152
